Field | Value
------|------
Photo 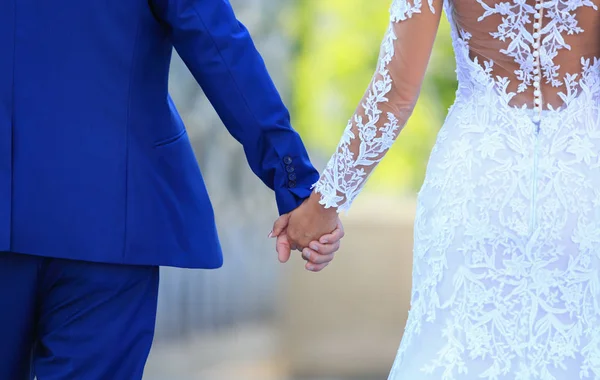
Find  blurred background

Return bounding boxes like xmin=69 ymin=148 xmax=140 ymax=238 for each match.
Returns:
xmin=143 ymin=0 xmax=456 ymax=379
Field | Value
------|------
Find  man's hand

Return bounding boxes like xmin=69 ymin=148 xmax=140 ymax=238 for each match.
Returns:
xmin=270 ymin=191 xmax=344 ymax=272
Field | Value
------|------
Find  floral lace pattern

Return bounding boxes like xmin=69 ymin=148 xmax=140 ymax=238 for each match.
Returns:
xmin=384 ymin=0 xmax=600 ymax=379
xmin=476 ymin=0 xmax=598 ymax=92
xmin=389 ymin=68 xmax=600 ymax=380
xmin=391 ymin=0 xmax=436 ymax=21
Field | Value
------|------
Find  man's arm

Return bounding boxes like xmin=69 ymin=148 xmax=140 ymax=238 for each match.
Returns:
xmin=150 ymin=0 xmax=319 ymax=214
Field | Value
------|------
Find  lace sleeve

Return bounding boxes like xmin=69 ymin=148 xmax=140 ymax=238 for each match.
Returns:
xmin=312 ymin=0 xmax=443 ymax=212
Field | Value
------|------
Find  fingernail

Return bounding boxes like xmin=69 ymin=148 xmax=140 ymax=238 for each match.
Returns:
xmin=309 ymin=243 xmax=319 ymax=252
xmin=321 ymin=239 xmax=329 ymax=244
xmin=303 ymin=250 xmax=311 ymax=260
xmin=306 ymin=265 xmax=314 ymax=271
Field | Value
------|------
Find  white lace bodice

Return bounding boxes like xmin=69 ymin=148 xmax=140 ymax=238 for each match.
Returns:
xmin=313 ymin=0 xmax=600 ymax=211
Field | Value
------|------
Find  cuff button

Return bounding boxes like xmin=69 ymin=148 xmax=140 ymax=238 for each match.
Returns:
xmin=283 ymin=156 xmax=293 ymax=165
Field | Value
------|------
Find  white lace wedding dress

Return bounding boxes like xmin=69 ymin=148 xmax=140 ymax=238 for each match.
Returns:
xmin=312 ymin=0 xmax=600 ymax=379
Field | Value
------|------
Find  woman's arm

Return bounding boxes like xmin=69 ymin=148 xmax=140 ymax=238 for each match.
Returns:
xmin=313 ymin=0 xmax=444 ymax=212
xmin=278 ymin=0 xmax=445 ymax=255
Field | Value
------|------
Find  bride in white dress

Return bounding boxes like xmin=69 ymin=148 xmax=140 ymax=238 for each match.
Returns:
xmin=310 ymin=0 xmax=600 ymax=378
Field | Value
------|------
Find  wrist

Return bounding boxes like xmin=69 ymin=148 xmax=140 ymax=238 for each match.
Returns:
xmin=308 ymin=190 xmax=338 ymax=216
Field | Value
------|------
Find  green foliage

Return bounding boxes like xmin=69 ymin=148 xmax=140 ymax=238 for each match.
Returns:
xmin=291 ymin=0 xmax=457 ymax=193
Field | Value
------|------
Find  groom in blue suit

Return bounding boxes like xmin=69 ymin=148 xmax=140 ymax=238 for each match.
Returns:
xmin=0 ymin=0 xmax=341 ymax=378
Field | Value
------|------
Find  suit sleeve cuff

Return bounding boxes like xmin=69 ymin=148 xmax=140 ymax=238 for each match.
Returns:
xmin=273 ymin=154 xmax=319 ymax=215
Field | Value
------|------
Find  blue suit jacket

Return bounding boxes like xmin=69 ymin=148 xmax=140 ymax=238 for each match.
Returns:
xmin=0 ymin=0 xmax=319 ymax=268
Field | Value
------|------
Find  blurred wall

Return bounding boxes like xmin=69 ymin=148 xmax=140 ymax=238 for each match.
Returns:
xmin=278 ymin=196 xmax=415 ymax=379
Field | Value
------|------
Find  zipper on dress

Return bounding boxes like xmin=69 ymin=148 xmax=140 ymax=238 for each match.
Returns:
xmin=529 ymin=121 xmax=541 ymax=232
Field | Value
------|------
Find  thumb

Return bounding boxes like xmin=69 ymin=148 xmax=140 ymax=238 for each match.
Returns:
xmin=270 ymin=213 xmax=291 ymax=238
xmin=276 ymin=233 xmax=292 ymax=263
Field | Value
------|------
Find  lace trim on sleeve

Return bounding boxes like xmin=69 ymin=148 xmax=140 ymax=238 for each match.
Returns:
xmin=312 ymin=1 xmax=436 ymax=212
xmin=390 ymin=0 xmax=436 ymax=21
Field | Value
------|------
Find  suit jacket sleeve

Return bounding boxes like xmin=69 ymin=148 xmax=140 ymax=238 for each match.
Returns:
xmin=150 ymin=0 xmax=319 ymax=215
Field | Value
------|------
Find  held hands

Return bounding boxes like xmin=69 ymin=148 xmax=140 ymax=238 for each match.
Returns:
xmin=270 ymin=191 xmax=344 ymax=272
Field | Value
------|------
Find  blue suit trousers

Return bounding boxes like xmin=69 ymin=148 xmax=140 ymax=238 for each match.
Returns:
xmin=0 ymin=252 xmax=159 ymax=379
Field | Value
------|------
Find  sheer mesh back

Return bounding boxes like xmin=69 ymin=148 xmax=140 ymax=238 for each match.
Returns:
xmin=450 ymin=0 xmax=600 ymax=108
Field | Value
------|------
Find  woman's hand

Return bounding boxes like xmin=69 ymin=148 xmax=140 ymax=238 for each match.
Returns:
xmin=271 ymin=192 xmax=344 ymax=271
